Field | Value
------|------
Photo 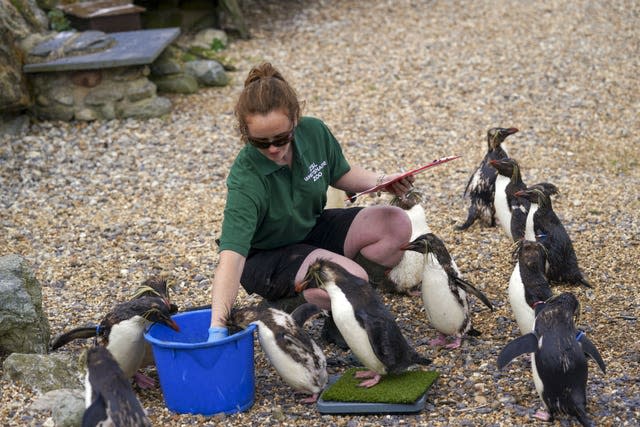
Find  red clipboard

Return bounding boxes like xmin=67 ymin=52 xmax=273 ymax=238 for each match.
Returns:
xmin=346 ymin=155 xmax=461 ymax=201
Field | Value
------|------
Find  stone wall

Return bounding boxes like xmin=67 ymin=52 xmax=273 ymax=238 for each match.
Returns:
xmin=28 ymin=66 xmax=172 ymax=121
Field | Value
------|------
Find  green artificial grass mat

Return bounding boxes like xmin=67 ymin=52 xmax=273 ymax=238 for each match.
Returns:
xmin=321 ymin=368 xmax=439 ymax=404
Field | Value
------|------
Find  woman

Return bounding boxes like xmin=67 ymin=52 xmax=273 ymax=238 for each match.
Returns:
xmin=208 ymin=63 xmax=414 ymax=344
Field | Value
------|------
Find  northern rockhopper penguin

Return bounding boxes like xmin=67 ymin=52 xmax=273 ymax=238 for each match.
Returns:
xmin=509 ymin=240 xmax=553 ymax=335
xmin=457 ymin=127 xmax=519 ymax=231
xmin=497 ymin=292 xmax=606 ymax=427
xmin=50 ymin=296 xmax=180 ymax=389
xmin=227 ymin=304 xmax=327 ymax=403
xmin=130 ymin=275 xmax=179 ymax=314
xmin=82 ymin=345 xmax=152 ymax=427
xmin=402 ymin=233 xmax=494 ymax=349
xmin=490 ymin=158 xmax=558 ymax=241
xmin=515 ymin=187 xmax=591 ymax=287
xmin=296 ymin=259 xmax=432 ymax=388
xmin=385 ymin=189 xmax=431 ymax=295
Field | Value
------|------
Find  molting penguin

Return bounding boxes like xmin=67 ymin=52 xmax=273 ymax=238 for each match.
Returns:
xmin=82 ymin=345 xmax=152 ymax=427
xmin=50 ymin=296 xmax=179 ymax=388
xmin=457 ymin=127 xmax=519 ymax=231
xmin=402 ymin=233 xmax=494 ymax=349
xmin=515 ymin=187 xmax=591 ymax=287
xmin=296 ymin=259 xmax=431 ymax=388
xmin=228 ymin=304 xmax=327 ymax=403
xmin=497 ymin=292 xmax=606 ymax=427
xmin=509 ymin=240 xmax=553 ymax=335
xmin=385 ymin=189 xmax=431 ymax=295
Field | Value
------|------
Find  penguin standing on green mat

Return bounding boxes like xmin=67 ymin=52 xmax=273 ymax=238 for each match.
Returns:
xmin=297 ymin=259 xmax=432 ymax=388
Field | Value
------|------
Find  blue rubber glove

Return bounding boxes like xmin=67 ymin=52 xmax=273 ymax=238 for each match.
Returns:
xmin=207 ymin=326 xmax=228 ymax=342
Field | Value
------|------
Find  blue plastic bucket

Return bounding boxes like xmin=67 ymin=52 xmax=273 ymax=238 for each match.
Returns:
xmin=144 ymin=309 xmax=256 ymax=415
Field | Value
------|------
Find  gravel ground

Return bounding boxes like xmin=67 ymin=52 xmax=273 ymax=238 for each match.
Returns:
xmin=1 ymin=0 xmax=639 ymax=425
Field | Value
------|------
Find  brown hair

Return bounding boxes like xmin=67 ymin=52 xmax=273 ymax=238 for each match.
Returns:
xmin=234 ymin=62 xmax=301 ymax=141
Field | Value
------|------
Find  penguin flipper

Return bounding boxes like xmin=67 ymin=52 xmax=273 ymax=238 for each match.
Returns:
xmin=50 ymin=326 xmax=99 ymax=350
xmin=290 ymin=303 xmax=324 ymax=328
xmin=276 ymin=329 xmax=319 ymax=358
xmin=578 ymin=335 xmax=606 ymax=374
xmin=497 ymin=333 xmax=538 ymax=369
xmin=82 ymin=394 xmax=108 ymax=427
xmin=454 ymin=277 xmax=494 ymax=311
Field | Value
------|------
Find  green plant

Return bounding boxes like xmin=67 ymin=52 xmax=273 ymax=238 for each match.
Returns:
xmin=210 ymin=38 xmax=226 ymax=52
xmin=48 ymin=9 xmax=71 ymax=32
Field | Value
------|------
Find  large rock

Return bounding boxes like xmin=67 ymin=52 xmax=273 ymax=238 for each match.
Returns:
xmin=2 ymin=352 xmax=83 ymax=393
xmin=0 ymin=0 xmax=49 ymax=113
xmin=31 ymin=388 xmax=85 ymax=427
xmin=0 ymin=28 xmax=31 ymax=112
xmin=0 ymin=254 xmax=51 ymax=354
xmin=184 ymin=59 xmax=229 ymax=86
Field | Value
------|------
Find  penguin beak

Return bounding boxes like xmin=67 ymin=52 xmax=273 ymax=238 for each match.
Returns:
xmin=400 ymin=240 xmax=421 ymax=252
xmin=503 ymin=127 xmax=519 ymax=136
xmin=294 ymin=279 xmax=309 ymax=293
xmin=164 ymin=318 xmax=180 ymax=332
xmin=514 ymin=190 xmax=525 ymax=197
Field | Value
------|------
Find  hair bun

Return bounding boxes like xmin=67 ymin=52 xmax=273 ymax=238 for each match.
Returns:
xmin=244 ymin=62 xmax=285 ymax=87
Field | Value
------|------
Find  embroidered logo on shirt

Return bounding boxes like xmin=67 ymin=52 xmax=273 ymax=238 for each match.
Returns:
xmin=304 ymin=161 xmax=327 ymax=182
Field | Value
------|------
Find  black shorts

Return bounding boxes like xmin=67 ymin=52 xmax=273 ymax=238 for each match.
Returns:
xmin=240 ymin=207 xmax=363 ymax=300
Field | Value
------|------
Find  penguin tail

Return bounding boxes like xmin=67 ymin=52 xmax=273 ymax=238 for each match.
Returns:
xmin=50 ymin=326 xmax=100 ymax=350
xmin=574 ymin=404 xmax=594 ymax=427
xmin=411 ymin=351 xmax=433 ymax=366
xmin=467 ymin=327 xmax=482 ymax=337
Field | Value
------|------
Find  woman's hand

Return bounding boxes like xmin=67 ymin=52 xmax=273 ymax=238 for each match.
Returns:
xmin=380 ymin=172 xmax=415 ymax=197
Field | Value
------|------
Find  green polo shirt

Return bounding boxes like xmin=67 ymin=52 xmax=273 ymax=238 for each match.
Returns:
xmin=218 ymin=116 xmax=351 ymax=257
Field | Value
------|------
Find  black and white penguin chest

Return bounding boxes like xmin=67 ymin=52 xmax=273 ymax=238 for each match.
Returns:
xmin=421 ymin=253 xmax=470 ymax=336
xmin=494 ymin=173 xmax=516 ymax=239
xmin=253 ymin=308 xmax=328 ymax=395
xmin=324 ymin=282 xmax=387 ymax=374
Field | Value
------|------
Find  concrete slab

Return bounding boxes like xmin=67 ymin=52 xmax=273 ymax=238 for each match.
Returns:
xmin=24 ymin=28 xmax=180 ymax=73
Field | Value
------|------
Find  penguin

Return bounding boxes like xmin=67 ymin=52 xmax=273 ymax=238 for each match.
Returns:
xmin=82 ymin=345 xmax=152 ymax=427
xmin=457 ymin=127 xmax=519 ymax=231
xmin=401 ymin=233 xmax=494 ymax=349
xmin=508 ymin=240 xmax=553 ymax=335
xmin=227 ymin=303 xmax=327 ymax=403
xmin=296 ymin=259 xmax=432 ymax=388
xmin=515 ymin=187 xmax=592 ymax=287
xmin=130 ymin=275 xmax=179 ymax=314
xmin=385 ymin=189 xmax=431 ymax=295
xmin=497 ymin=292 xmax=606 ymax=427
xmin=490 ymin=158 xmax=558 ymax=241
xmin=50 ymin=296 xmax=180 ymax=388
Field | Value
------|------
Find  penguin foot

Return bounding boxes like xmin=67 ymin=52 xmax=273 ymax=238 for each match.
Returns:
xmin=299 ymin=393 xmax=319 ymax=404
xmin=408 ymin=289 xmax=422 ymax=297
xmin=444 ymin=336 xmax=462 ymax=349
xmin=354 ymin=370 xmax=381 ymax=388
xmin=133 ymin=371 xmax=155 ymax=389
xmin=428 ymin=334 xmax=449 ymax=347
xmin=533 ymin=409 xmax=551 ymax=421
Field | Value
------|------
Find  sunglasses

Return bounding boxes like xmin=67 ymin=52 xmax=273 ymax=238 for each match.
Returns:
xmin=247 ymin=128 xmax=294 ymax=149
